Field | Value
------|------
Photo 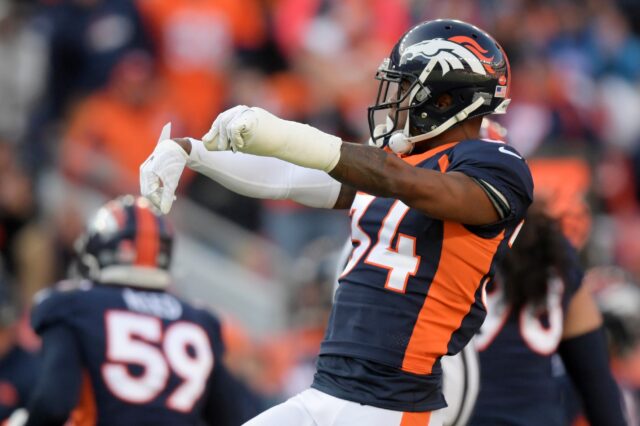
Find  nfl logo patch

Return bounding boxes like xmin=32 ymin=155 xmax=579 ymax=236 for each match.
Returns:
xmin=495 ymin=85 xmax=507 ymax=98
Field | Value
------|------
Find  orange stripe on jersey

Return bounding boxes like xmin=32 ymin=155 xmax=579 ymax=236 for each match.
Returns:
xmin=402 ymin=222 xmax=504 ymax=374
xmin=437 ymin=154 xmax=449 ymax=173
xmin=401 ymin=142 xmax=458 ymax=166
xmin=400 ymin=411 xmax=432 ymax=426
xmin=68 ymin=371 xmax=97 ymax=426
xmin=134 ymin=204 xmax=159 ymax=266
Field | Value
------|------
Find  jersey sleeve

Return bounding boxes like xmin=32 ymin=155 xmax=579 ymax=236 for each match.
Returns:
xmin=25 ymin=325 xmax=83 ymax=426
xmin=447 ymin=142 xmax=534 ymax=225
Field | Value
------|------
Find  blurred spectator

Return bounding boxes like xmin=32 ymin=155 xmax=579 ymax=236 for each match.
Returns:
xmin=585 ymin=2 xmax=640 ymax=82
xmin=48 ymin=197 xmax=86 ymax=283
xmin=279 ymin=239 xmax=337 ymax=398
xmin=0 ymin=277 xmax=39 ymax=422
xmin=0 ymin=0 xmax=47 ymax=142
xmin=0 ymin=141 xmax=53 ymax=302
xmin=273 ymin=0 xmax=409 ymax=137
xmin=529 ymin=158 xmax=593 ymax=250
xmin=24 ymin=0 xmax=150 ymax=171
xmin=60 ymin=50 xmax=185 ymax=196
xmin=136 ymin=0 xmax=267 ymax=136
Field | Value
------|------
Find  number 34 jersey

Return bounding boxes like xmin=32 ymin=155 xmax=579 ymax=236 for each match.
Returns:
xmin=31 ymin=281 xmax=226 ymax=425
xmin=313 ymin=140 xmax=534 ymax=412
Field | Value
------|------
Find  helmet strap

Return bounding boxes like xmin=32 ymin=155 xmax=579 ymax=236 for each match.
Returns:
xmin=404 ymin=96 xmax=486 ymax=145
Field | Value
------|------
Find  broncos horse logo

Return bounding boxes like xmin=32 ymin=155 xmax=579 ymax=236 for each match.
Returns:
xmin=400 ymin=36 xmax=495 ymax=76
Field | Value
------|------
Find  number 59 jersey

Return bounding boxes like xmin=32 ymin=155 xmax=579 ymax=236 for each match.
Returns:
xmin=31 ymin=281 xmax=225 ymax=426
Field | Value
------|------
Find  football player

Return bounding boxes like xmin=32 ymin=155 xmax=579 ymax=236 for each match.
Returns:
xmin=24 ymin=196 xmax=259 ymax=426
xmin=470 ymin=204 xmax=627 ymax=426
xmin=0 ymin=276 xmax=39 ymax=424
xmin=141 ymin=19 xmax=533 ymax=426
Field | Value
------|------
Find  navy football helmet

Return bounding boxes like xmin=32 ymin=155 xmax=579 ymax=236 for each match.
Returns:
xmin=368 ymin=19 xmax=511 ymax=153
xmin=75 ymin=195 xmax=174 ymax=289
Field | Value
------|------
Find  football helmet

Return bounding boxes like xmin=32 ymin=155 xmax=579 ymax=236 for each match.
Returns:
xmin=587 ymin=266 xmax=640 ymax=357
xmin=368 ymin=19 xmax=511 ymax=153
xmin=75 ymin=195 xmax=174 ymax=289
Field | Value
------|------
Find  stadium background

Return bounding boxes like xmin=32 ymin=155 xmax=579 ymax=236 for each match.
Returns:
xmin=0 ymin=0 xmax=639 ymax=418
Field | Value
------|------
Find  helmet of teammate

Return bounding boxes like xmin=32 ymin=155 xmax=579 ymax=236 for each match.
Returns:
xmin=368 ymin=19 xmax=511 ymax=153
xmin=75 ymin=195 xmax=174 ymax=289
xmin=587 ymin=266 xmax=640 ymax=358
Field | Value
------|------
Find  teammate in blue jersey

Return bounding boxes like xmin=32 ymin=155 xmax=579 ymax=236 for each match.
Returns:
xmin=470 ymin=205 xmax=626 ymax=426
xmin=25 ymin=196 xmax=259 ymax=426
xmin=141 ymin=19 xmax=533 ymax=426
xmin=0 ymin=276 xmax=39 ymax=423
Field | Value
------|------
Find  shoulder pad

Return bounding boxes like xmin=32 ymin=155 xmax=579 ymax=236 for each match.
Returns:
xmin=31 ymin=280 xmax=91 ymax=334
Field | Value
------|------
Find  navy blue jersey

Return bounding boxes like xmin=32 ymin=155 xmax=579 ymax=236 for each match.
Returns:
xmin=313 ymin=140 xmax=533 ymax=411
xmin=470 ymin=240 xmax=584 ymax=426
xmin=30 ymin=281 xmax=229 ymax=426
xmin=0 ymin=346 xmax=39 ymax=420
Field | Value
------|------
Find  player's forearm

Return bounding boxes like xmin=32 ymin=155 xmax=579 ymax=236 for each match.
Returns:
xmin=329 ymin=143 xmax=498 ymax=224
xmin=329 ymin=143 xmax=402 ymax=198
xmin=184 ymin=138 xmax=342 ymax=208
xmin=559 ymin=328 xmax=627 ymax=426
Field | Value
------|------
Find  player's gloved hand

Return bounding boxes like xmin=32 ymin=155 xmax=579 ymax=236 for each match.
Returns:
xmin=4 ymin=408 xmax=28 ymax=426
xmin=139 ymin=123 xmax=187 ymax=214
xmin=202 ymin=105 xmax=252 ymax=152
xmin=202 ymin=106 xmax=343 ymax=172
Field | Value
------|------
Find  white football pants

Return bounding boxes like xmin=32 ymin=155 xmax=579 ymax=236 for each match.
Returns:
xmin=243 ymin=388 xmax=444 ymax=426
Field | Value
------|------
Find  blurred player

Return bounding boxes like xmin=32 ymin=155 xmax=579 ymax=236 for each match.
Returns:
xmin=468 ymin=121 xmax=626 ymax=425
xmin=584 ymin=266 xmax=640 ymax=425
xmin=0 ymin=276 xmax=38 ymax=424
xmin=470 ymin=204 xmax=626 ymax=426
xmin=142 ymin=19 xmax=533 ymax=425
xmin=24 ymin=196 xmax=259 ymax=426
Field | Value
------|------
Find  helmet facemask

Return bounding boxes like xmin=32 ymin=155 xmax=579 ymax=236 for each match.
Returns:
xmin=367 ymin=58 xmax=432 ymax=149
xmin=368 ymin=57 xmax=491 ymax=152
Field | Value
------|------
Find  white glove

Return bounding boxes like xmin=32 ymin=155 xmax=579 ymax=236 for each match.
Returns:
xmin=202 ymin=105 xmax=252 ymax=152
xmin=202 ymin=106 xmax=343 ymax=172
xmin=139 ymin=123 xmax=188 ymax=214
xmin=5 ymin=408 xmax=28 ymax=426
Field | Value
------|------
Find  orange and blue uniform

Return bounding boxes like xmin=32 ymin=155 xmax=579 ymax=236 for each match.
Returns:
xmin=27 ymin=282 xmax=259 ymax=426
xmin=313 ymin=139 xmax=533 ymax=411
xmin=0 ymin=346 xmax=39 ymax=422
xmin=469 ymin=238 xmax=583 ymax=426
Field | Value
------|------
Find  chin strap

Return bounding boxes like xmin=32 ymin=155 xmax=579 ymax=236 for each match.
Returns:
xmin=389 ymin=96 xmax=487 ymax=154
xmin=370 ymin=95 xmax=494 ymax=155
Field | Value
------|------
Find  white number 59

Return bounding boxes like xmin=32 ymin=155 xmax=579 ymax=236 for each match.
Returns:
xmin=101 ymin=311 xmax=214 ymax=412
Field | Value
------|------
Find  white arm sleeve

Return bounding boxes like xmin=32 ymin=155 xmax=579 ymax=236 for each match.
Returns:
xmin=187 ymin=138 xmax=342 ymax=208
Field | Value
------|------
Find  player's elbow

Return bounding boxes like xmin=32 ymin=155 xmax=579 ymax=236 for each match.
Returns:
xmin=392 ymin=170 xmax=443 ymax=213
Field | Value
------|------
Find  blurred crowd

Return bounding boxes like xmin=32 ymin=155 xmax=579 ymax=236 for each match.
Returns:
xmin=0 ymin=0 xmax=639 ymax=414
